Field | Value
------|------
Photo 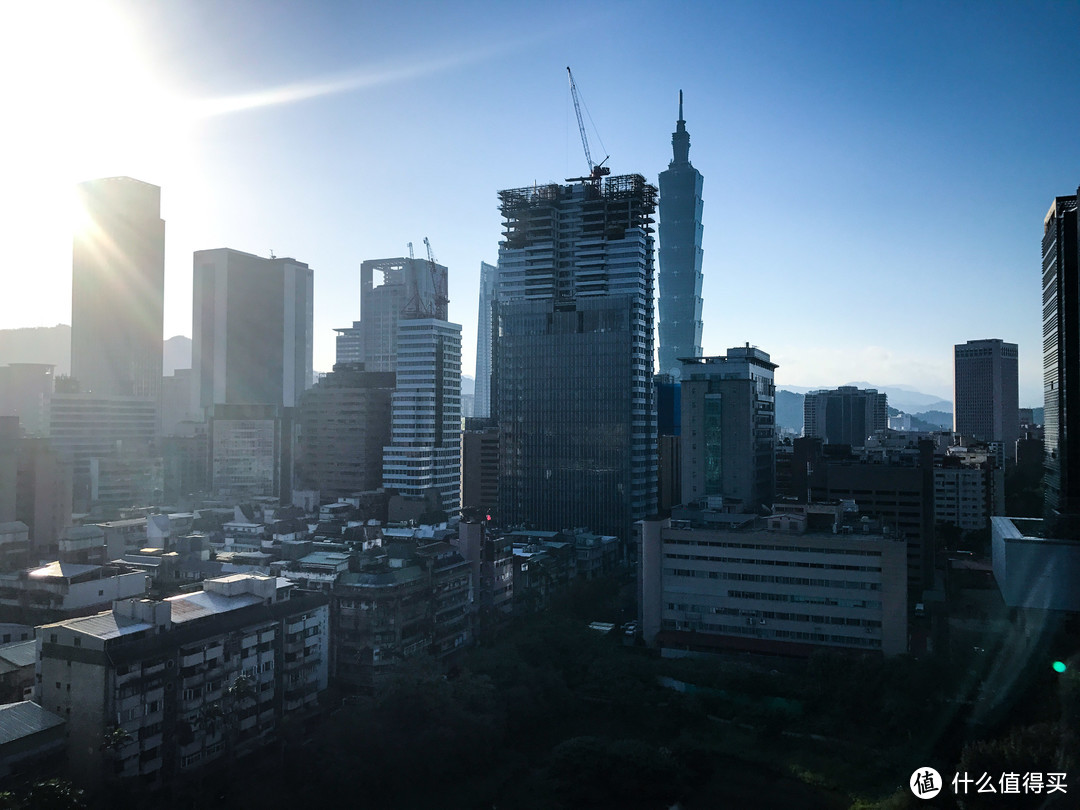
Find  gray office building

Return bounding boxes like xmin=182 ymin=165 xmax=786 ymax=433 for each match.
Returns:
xmin=71 ymin=177 xmax=164 ymax=399
xmin=953 ymin=339 xmax=1019 ymax=453
xmin=473 ymin=261 xmax=497 ymax=418
xmin=680 ymin=346 xmax=777 ymax=512
xmin=658 ymin=93 xmax=704 ymax=380
xmin=192 ymin=248 xmax=314 ymax=411
xmin=495 ymin=174 xmax=657 ymax=540
xmin=803 ymin=386 xmax=888 ymax=448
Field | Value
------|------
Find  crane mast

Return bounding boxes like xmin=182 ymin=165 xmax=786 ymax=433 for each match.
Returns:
xmin=566 ymin=66 xmax=610 ymax=184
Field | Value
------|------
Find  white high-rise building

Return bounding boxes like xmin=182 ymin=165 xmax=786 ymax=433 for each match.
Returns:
xmin=382 ymin=319 xmax=462 ymax=512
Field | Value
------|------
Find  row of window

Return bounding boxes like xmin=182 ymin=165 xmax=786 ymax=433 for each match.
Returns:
xmin=664 ymin=568 xmax=882 ymax=590
xmin=662 ymin=619 xmax=882 ymax=647
xmin=666 ymin=602 xmax=881 ymax=627
xmin=664 ymin=537 xmax=882 ymax=557
xmin=663 ymin=552 xmax=881 ymax=573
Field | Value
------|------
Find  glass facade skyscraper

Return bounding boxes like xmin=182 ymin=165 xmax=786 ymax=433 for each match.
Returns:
xmin=1042 ymin=191 xmax=1080 ymax=526
xmin=494 ymin=174 xmax=657 ymax=540
xmin=658 ymin=93 xmax=704 ymax=380
xmin=473 ymin=261 xmax=496 ymax=418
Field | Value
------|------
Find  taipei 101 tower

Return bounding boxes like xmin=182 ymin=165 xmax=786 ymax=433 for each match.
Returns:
xmin=658 ymin=92 xmax=704 ymax=379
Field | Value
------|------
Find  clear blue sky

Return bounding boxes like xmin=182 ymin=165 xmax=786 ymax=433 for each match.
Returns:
xmin=4 ymin=0 xmax=1078 ymax=406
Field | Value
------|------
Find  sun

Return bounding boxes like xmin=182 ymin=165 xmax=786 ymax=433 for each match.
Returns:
xmin=0 ymin=0 xmax=199 ymax=330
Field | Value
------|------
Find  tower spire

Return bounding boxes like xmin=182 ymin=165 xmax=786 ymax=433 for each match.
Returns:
xmin=671 ymin=90 xmax=690 ymax=165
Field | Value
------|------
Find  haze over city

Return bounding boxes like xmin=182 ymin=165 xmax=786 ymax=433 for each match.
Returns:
xmin=5 ymin=0 xmax=1080 ymax=405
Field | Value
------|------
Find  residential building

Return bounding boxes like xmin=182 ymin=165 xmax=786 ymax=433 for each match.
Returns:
xmin=474 ymin=261 xmax=496 ymax=418
xmin=37 ymin=574 xmax=328 ymax=787
xmin=657 ymin=91 xmax=704 ymax=380
xmin=495 ymin=174 xmax=657 ymax=541
xmin=803 ymin=386 xmax=888 ymax=448
xmin=639 ymin=502 xmax=908 ymax=659
xmin=454 ymin=521 xmax=513 ymax=615
xmin=71 ymin=177 xmax=164 ymax=400
xmin=680 ymin=346 xmax=777 ymax=512
xmin=953 ymin=339 xmax=1019 ymax=456
xmin=1042 ymin=191 xmax=1080 ymax=531
xmin=15 ymin=438 xmax=73 ymax=559
xmin=297 ymin=364 xmax=395 ymax=500
xmin=192 ymin=248 xmax=314 ymax=413
xmin=382 ymin=319 xmax=461 ymax=513
xmin=0 ymin=702 xmax=66 ymax=780
xmin=0 ymin=561 xmax=148 ymax=625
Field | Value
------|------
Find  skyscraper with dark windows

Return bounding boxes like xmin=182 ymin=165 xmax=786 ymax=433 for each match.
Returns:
xmin=473 ymin=261 xmax=496 ymax=418
xmin=953 ymin=339 xmax=1019 ymax=453
xmin=1042 ymin=191 xmax=1080 ymax=527
xmin=71 ymin=177 xmax=165 ymax=399
xmin=494 ymin=174 xmax=657 ymax=541
xmin=658 ymin=92 xmax=704 ymax=380
xmin=803 ymin=386 xmax=888 ymax=448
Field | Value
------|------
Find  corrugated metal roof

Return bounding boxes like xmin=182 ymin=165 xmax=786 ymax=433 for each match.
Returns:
xmin=166 ymin=591 xmax=263 ymax=624
xmin=0 ymin=640 xmax=37 ymax=669
xmin=63 ymin=612 xmax=152 ymax=640
xmin=0 ymin=702 xmax=65 ymax=747
xmin=27 ymin=561 xmax=101 ymax=579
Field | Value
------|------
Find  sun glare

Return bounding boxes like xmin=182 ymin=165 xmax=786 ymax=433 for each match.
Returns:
xmin=1 ymin=0 xmax=201 ymax=329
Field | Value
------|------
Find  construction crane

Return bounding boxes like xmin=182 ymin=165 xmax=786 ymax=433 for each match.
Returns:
xmin=423 ymin=236 xmax=449 ymax=320
xmin=566 ymin=66 xmax=610 ymax=184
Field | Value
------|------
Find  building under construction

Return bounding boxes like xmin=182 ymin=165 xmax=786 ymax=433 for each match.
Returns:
xmin=359 ymin=256 xmax=449 ymax=372
xmin=494 ymin=173 xmax=658 ymax=542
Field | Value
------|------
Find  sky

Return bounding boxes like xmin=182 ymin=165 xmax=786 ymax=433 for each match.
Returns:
xmin=3 ymin=0 xmax=1079 ymax=407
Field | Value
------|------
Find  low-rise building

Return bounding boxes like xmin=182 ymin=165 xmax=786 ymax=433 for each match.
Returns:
xmin=37 ymin=574 xmax=328 ymax=788
xmin=0 ymin=562 xmax=149 ymax=625
xmin=640 ymin=502 xmax=908 ymax=659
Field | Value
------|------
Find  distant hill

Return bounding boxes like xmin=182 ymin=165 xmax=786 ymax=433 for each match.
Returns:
xmin=779 ymin=382 xmax=950 ymax=415
xmin=163 ymin=336 xmax=191 ymax=376
xmin=913 ymin=410 xmax=951 ymax=429
xmin=0 ymin=326 xmax=194 ymax=379
xmin=0 ymin=325 xmax=70 ymax=374
xmin=776 ymin=390 xmax=804 ymax=433
xmin=461 ymin=374 xmax=475 ymax=397
xmin=778 ymin=389 xmax=954 ymax=436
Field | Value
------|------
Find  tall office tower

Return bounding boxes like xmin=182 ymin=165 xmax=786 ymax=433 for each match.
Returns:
xmin=297 ymin=364 xmax=396 ymax=499
xmin=803 ymin=386 xmax=888 ymax=447
xmin=461 ymin=417 xmax=499 ymax=514
xmin=71 ymin=177 xmax=165 ymax=399
xmin=953 ymin=339 xmax=1019 ymax=453
xmin=658 ymin=92 xmax=704 ymax=380
xmin=192 ymin=248 xmax=314 ymax=411
xmin=680 ymin=346 xmax=777 ymax=512
xmin=494 ymin=175 xmax=657 ymax=541
xmin=334 ymin=321 xmax=363 ymax=365
xmin=1042 ymin=191 xmax=1080 ymax=527
xmin=473 ymin=261 xmax=497 ymax=418
xmin=359 ymin=257 xmax=449 ymax=372
xmin=382 ymin=319 xmax=462 ymax=512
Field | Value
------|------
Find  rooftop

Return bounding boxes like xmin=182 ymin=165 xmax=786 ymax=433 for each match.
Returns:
xmin=0 ymin=702 xmax=65 ymax=747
